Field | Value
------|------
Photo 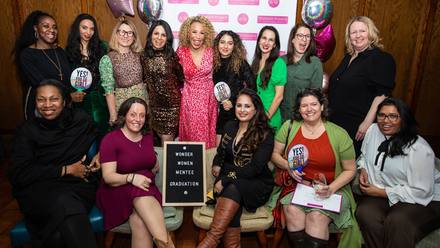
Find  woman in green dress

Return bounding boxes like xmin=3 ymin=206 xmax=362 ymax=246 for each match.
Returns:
xmin=251 ymin=26 xmax=286 ymax=134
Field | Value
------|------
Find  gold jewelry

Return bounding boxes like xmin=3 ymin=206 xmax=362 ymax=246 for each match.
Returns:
xmin=232 ymin=129 xmax=243 ymax=157
xmin=302 ymin=122 xmax=322 ymax=135
xmin=41 ymin=47 xmax=63 ymax=80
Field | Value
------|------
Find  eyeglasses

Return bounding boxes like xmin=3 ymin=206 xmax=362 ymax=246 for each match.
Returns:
xmin=296 ymin=34 xmax=311 ymax=40
xmin=377 ymin=113 xmax=400 ymax=122
xmin=117 ymin=29 xmax=134 ymax=37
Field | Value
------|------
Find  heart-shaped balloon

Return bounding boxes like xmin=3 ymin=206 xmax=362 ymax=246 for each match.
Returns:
xmin=315 ymin=24 xmax=336 ymax=63
xmin=107 ymin=0 xmax=135 ymax=18
xmin=301 ymin=0 xmax=333 ymax=30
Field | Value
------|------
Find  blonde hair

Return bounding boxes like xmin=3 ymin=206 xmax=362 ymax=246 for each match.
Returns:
xmin=178 ymin=16 xmax=214 ymax=48
xmin=345 ymin=16 xmax=383 ymax=56
xmin=108 ymin=20 xmax=143 ymax=53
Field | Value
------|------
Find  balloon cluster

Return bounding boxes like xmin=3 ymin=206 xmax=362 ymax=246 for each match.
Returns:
xmin=138 ymin=0 xmax=164 ymax=24
xmin=301 ymin=0 xmax=335 ymax=63
xmin=107 ymin=0 xmax=135 ymax=18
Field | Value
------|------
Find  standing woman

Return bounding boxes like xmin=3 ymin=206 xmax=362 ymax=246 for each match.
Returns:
xmin=176 ymin=16 xmax=217 ymax=149
xmin=65 ymin=14 xmax=110 ymax=135
xmin=213 ymin=30 xmax=257 ymax=147
xmin=252 ymin=26 xmax=287 ymax=134
xmin=280 ymin=23 xmax=323 ymax=123
xmin=99 ymin=20 xmax=146 ymax=125
xmin=11 ymin=10 xmax=83 ymax=120
xmin=328 ymin=16 xmax=396 ymax=156
xmin=140 ymin=20 xmax=184 ymax=146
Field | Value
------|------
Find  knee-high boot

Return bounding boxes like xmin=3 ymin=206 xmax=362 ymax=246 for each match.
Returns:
xmin=287 ymin=229 xmax=305 ymax=248
xmin=302 ymin=233 xmax=328 ymax=248
xmin=197 ymin=197 xmax=240 ymax=248
xmin=222 ymin=227 xmax=241 ymax=248
xmin=153 ymin=232 xmax=175 ymax=248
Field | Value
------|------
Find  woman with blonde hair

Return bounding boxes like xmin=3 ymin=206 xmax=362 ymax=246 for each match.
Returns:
xmin=99 ymin=20 xmax=146 ymax=125
xmin=328 ymin=16 xmax=396 ymax=156
xmin=176 ymin=15 xmax=217 ymax=149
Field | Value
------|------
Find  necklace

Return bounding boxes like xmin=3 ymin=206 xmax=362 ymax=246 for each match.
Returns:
xmin=232 ymin=128 xmax=243 ymax=157
xmin=302 ymin=122 xmax=322 ymax=135
xmin=41 ymin=47 xmax=63 ymax=80
xmin=136 ymin=139 xmax=142 ymax=147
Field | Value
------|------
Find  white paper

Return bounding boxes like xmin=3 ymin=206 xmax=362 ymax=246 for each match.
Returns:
xmin=290 ymin=183 xmax=343 ymax=213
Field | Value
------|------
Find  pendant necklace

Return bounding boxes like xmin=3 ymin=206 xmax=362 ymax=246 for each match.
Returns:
xmin=136 ymin=139 xmax=142 ymax=147
xmin=40 ymin=45 xmax=63 ymax=80
xmin=303 ymin=122 xmax=322 ymax=135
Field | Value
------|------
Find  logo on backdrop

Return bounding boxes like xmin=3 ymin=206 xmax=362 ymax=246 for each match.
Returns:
xmin=229 ymin=0 xmax=260 ymax=5
xmin=268 ymin=0 xmax=280 ymax=8
xmin=178 ymin=12 xmax=189 ymax=23
xmin=257 ymin=15 xmax=288 ymax=24
xmin=237 ymin=13 xmax=249 ymax=25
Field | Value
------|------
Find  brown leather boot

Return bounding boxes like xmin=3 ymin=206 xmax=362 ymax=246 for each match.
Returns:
xmin=153 ymin=232 xmax=175 ymax=248
xmin=197 ymin=197 xmax=240 ymax=248
xmin=222 ymin=227 xmax=241 ymax=248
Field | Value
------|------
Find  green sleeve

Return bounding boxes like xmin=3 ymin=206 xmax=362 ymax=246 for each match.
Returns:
xmin=270 ymin=58 xmax=287 ymax=86
xmin=99 ymin=55 xmax=115 ymax=95
xmin=310 ymin=56 xmax=323 ymax=89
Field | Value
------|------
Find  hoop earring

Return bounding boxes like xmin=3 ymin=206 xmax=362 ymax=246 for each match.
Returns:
xmin=35 ymin=31 xmax=38 ymax=39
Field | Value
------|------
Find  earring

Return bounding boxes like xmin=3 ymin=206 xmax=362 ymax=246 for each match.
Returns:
xmin=35 ymin=31 xmax=38 ymax=39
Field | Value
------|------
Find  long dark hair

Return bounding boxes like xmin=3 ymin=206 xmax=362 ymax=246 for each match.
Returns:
xmin=377 ymin=98 xmax=419 ymax=157
xmin=251 ymin=26 xmax=281 ymax=89
xmin=11 ymin=11 xmax=55 ymax=78
xmin=213 ymin=30 xmax=247 ymax=74
xmin=286 ymin=23 xmax=317 ymax=65
xmin=111 ymin=97 xmax=152 ymax=135
xmin=143 ymin=20 xmax=175 ymax=60
xmin=232 ymin=89 xmax=274 ymax=153
xmin=65 ymin=14 xmax=107 ymax=69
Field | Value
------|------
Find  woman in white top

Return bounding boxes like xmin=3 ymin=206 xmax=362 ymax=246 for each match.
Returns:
xmin=355 ymin=98 xmax=440 ymax=248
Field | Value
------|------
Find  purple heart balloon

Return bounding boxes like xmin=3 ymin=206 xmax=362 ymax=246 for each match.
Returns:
xmin=107 ymin=0 xmax=135 ymax=18
xmin=315 ymin=24 xmax=336 ymax=63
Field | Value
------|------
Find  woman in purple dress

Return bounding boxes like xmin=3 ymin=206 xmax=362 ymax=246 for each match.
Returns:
xmin=96 ymin=97 xmax=174 ymax=248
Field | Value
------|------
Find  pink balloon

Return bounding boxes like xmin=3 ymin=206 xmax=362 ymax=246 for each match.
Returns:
xmin=315 ymin=24 xmax=336 ymax=63
xmin=107 ymin=0 xmax=135 ymax=18
xmin=322 ymin=71 xmax=330 ymax=93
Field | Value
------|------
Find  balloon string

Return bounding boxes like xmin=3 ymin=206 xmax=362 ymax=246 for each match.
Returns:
xmin=120 ymin=15 xmax=126 ymax=21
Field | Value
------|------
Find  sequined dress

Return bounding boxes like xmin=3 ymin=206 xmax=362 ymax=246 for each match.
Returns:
xmin=176 ymin=46 xmax=217 ymax=149
xmin=140 ymin=49 xmax=184 ymax=135
xmin=100 ymin=51 xmax=148 ymax=111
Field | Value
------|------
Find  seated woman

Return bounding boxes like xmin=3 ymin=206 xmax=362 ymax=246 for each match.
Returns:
xmin=197 ymin=89 xmax=275 ymax=248
xmin=96 ymin=97 xmax=173 ymax=248
xmin=271 ymin=87 xmax=362 ymax=248
xmin=8 ymin=79 xmax=101 ymax=248
xmin=355 ymin=98 xmax=440 ymax=248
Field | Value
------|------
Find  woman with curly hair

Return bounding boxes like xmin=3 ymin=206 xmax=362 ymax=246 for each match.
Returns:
xmin=99 ymin=20 xmax=146 ymax=125
xmin=213 ymin=30 xmax=257 ymax=147
xmin=65 ymin=14 xmax=110 ymax=135
xmin=176 ymin=15 xmax=217 ymax=149
xmin=280 ymin=23 xmax=323 ymax=123
xmin=198 ymin=89 xmax=275 ymax=247
xmin=11 ymin=10 xmax=81 ymax=120
xmin=140 ymin=20 xmax=184 ymax=146
xmin=252 ymin=26 xmax=287 ymax=134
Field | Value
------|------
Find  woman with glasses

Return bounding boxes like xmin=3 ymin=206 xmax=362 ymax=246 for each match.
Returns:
xmin=280 ymin=23 xmax=323 ymax=123
xmin=328 ymin=16 xmax=396 ymax=157
xmin=355 ymin=98 xmax=440 ymax=248
xmin=99 ymin=20 xmax=146 ymax=125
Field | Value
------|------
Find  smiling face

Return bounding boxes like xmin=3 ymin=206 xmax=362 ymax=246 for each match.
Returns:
xmin=377 ymin=105 xmax=402 ymax=136
xmin=218 ymin=34 xmax=234 ymax=58
xmin=292 ymin=26 xmax=311 ymax=56
xmin=117 ymin=23 xmax=134 ymax=50
xmin=151 ymin=25 xmax=167 ymax=50
xmin=79 ymin=19 xmax=95 ymax=43
xmin=350 ymin=21 xmax=370 ymax=54
xmin=235 ymin=94 xmax=256 ymax=124
xmin=36 ymin=85 xmax=65 ymax=120
xmin=258 ymin=29 xmax=276 ymax=55
xmin=34 ymin=17 xmax=57 ymax=46
xmin=299 ymin=95 xmax=323 ymax=124
xmin=124 ymin=103 xmax=146 ymax=134
xmin=189 ymin=22 xmax=205 ymax=50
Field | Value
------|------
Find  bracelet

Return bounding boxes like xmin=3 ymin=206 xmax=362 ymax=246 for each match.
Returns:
xmin=126 ymin=174 xmax=130 ymax=184
xmin=63 ymin=165 xmax=67 ymax=177
xmin=131 ymin=174 xmax=136 ymax=184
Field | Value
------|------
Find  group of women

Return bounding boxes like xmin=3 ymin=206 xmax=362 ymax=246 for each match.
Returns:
xmin=7 ymin=9 xmax=440 ymax=248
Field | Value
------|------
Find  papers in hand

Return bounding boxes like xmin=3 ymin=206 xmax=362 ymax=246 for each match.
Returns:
xmin=291 ymin=183 xmax=343 ymax=213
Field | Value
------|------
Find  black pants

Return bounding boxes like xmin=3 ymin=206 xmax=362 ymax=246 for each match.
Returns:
xmin=355 ymin=196 xmax=440 ymax=248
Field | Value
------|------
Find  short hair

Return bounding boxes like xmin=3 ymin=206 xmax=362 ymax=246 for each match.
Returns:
xmin=213 ymin=30 xmax=247 ymax=74
xmin=293 ymin=87 xmax=330 ymax=122
xmin=111 ymin=97 xmax=152 ymax=135
xmin=143 ymin=20 xmax=175 ymax=60
xmin=108 ymin=20 xmax=143 ymax=53
xmin=345 ymin=16 xmax=383 ymax=56
xmin=178 ymin=16 xmax=215 ymax=48
xmin=286 ymin=23 xmax=317 ymax=65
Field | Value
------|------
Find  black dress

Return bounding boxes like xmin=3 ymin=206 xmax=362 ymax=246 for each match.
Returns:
xmin=19 ymin=47 xmax=72 ymax=119
xmin=213 ymin=58 xmax=257 ymax=134
xmin=213 ymin=120 xmax=274 ymax=212
xmin=327 ymin=47 xmax=396 ymax=155
xmin=8 ymin=109 xmax=100 ymax=248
